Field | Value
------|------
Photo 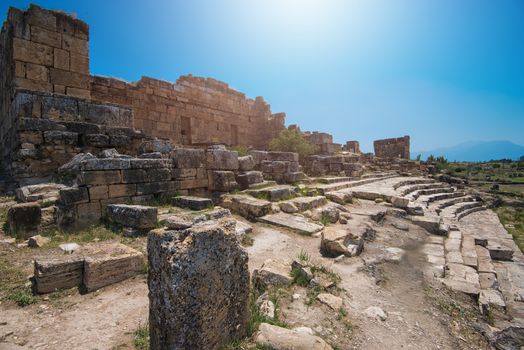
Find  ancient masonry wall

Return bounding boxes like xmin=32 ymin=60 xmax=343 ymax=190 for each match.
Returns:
xmin=373 ymin=136 xmax=410 ymax=159
xmin=0 ymin=5 xmax=286 ymax=185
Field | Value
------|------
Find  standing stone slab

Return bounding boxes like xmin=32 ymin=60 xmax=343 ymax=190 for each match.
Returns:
xmin=7 ymin=202 xmax=42 ymax=239
xmin=106 ymin=204 xmax=157 ymax=229
xmin=148 ymin=219 xmax=249 ymax=350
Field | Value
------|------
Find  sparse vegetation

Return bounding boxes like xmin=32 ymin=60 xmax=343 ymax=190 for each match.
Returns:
xmin=241 ymin=234 xmax=254 ymax=247
xmin=269 ymin=129 xmax=319 ymax=159
xmin=40 ymin=224 xmax=117 ymax=246
xmin=133 ymin=323 xmax=150 ymax=350
xmin=228 ymin=145 xmax=249 ymax=157
xmin=496 ymin=207 xmax=524 ymax=252
xmin=8 ymin=286 xmax=36 ymax=307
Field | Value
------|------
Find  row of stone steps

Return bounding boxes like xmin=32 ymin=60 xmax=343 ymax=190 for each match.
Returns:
xmin=313 ymin=174 xmax=400 ymax=194
xmin=435 ymin=195 xmax=476 ymax=210
xmin=409 ymin=187 xmax=456 ymax=200
xmin=392 ymin=178 xmax=436 ymax=190
xmin=397 ymin=183 xmax=449 ymax=196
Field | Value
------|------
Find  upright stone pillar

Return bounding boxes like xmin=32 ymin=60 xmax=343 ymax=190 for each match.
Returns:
xmin=148 ymin=219 xmax=250 ymax=350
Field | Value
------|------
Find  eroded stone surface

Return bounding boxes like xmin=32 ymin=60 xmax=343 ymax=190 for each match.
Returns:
xmin=148 ymin=219 xmax=249 ymax=350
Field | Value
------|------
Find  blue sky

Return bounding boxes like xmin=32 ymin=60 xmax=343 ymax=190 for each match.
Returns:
xmin=2 ymin=0 xmax=524 ymax=152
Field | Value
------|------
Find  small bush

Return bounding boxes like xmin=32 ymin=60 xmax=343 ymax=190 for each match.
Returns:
xmin=227 ymin=145 xmax=249 ymax=157
xmin=269 ymin=130 xmax=319 ymax=159
xmin=8 ymin=287 xmax=36 ymax=307
xmin=133 ymin=323 xmax=149 ymax=350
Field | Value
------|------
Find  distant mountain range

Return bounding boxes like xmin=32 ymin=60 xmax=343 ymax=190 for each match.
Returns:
xmin=413 ymin=140 xmax=524 ymax=162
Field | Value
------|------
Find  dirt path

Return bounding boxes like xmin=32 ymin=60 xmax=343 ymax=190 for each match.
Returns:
xmin=0 ymin=276 xmax=148 ymax=350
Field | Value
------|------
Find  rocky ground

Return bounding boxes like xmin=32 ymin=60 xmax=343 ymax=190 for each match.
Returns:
xmin=1 ymin=173 xmax=522 ymax=349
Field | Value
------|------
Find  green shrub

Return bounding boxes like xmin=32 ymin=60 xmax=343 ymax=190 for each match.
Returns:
xmin=8 ymin=287 xmax=36 ymax=307
xmin=133 ymin=323 xmax=149 ymax=350
xmin=269 ymin=130 xmax=319 ymax=159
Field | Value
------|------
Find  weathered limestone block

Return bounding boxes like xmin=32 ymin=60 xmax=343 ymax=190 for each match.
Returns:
xmin=83 ymin=243 xmax=144 ymax=292
xmin=58 ymin=153 xmax=96 ymax=175
xmin=255 ymin=323 xmax=333 ymax=350
xmin=7 ymin=203 xmax=42 ymax=238
xmin=248 ymin=150 xmax=268 ymax=166
xmin=43 ymin=130 xmax=78 ymax=145
xmin=106 ymin=204 xmax=158 ymax=229
xmin=79 ymin=170 xmax=122 ymax=185
xmin=253 ymin=259 xmax=292 ymax=290
xmin=172 ymin=196 xmax=213 ymax=211
xmin=34 ymin=256 xmax=84 ymax=294
xmin=236 ymin=171 xmax=264 ymax=189
xmin=221 ymin=194 xmax=272 ymax=219
xmin=138 ymin=138 xmax=174 ymax=154
xmin=148 ymin=219 xmax=249 ymax=350
xmin=81 ymin=158 xmax=131 ymax=171
xmin=59 ymin=187 xmax=89 ymax=205
xmin=247 ymin=185 xmax=297 ymax=202
xmin=208 ymin=170 xmax=239 ymax=192
xmin=320 ymin=226 xmax=367 ymax=257
xmin=130 ymin=158 xmax=170 ymax=169
xmin=15 ymin=183 xmax=66 ymax=202
xmin=206 ymin=149 xmax=239 ymax=170
xmin=85 ymin=134 xmax=110 ymax=147
xmin=19 ymin=117 xmax=66 ymax=131
xmin=238 ymin=156 xmax=255 ymax=171
xmin=172 ymin=148 xmax=206 ymax=168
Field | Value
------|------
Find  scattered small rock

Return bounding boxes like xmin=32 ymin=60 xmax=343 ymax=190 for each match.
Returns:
xmin=317 ymin=293 xmax=343 ymax=310
xmin=59 ymin=242 xmax=80 ymax=254
xmin=260 ymin=300 xmax=275 ymax=319
xmin=365 ymin=306 xmax=387 ymax=321
xmin=28 ymin=235 xmax=50 ymax=248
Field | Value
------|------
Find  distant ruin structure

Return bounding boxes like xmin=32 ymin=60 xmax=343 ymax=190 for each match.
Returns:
xmin=374 ymin=136 xmax=410 ymax=159
xmin=345 ymin=140 xmax=360 ymax=153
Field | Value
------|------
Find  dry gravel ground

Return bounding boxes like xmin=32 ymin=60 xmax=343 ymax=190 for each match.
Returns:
xmin=0 ymin=201 xmax=491 ymax=350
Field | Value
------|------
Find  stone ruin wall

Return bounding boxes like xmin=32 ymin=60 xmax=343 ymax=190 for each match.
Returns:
xmin=373 ymin=136 xmax=410 ymax=159
xmin=0 ymin=5 xmax=286 ymax=186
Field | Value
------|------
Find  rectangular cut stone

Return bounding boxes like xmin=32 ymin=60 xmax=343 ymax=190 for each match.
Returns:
xmin=247 ymin=185 xmax=296 ymax=202
xmin=207 ymin=170 xmax=238 ymax=192
xmin=31 ymin=25 xmax=61 ymax=47
xmin=221 ymin=194 xmax=272 ymax=219
xmin=206 ymin=149 xmax=239 ymax=170
xmin=172 ymin=168 xmax=197 ymax=179
xmin=88 ymin=185 xmax=108 ymax=200
xmin=122 ymin=169 xmax=148 ymax=183
xmin=13 ymin=38 xmax=53 ymax=65
xmin=59 ymin=187 xmax=89 ymax=205
xmin=70 ymin=52 xmax=89 ymax=74
xmin=83 ymin=243 xmax=144 ymax=292
xmin=259 ymin=212 xmax=323 ymax=235
xmin=82 ymin=158 xmax=131 ymax=171
xmin=172 ymin=196 xmax=213 ymax=210
xmin=62 ymin=34 xmax=89 ymax=55
xmin=50 ymin=68 xmax=90 ymax=89
xmin=34 ymin=257 xmax=84 ymax=294
xmin=107 ymin=204 xmax=157 ymax=229
xmin=172 ymin=148 xmax=205 ymax=168
xmin=79 ymin=170 xmax=121 ymax=185
xmin=178 ymin=178 xmax=208 ymax=190
xmin=54 ymin=48 xmax=70 ymax=70
xmin=136 ymin=181 xmax=171 ymax=195
xmin=108 ymin=184 xmax=136 ymax=198
xmin=76 ymin=202 xmax=101 ymax=227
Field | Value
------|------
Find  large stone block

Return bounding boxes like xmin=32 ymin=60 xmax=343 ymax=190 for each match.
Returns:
xmin=79 ymin=170 xmax=122 ymax=185
xmin=43 ymin=130 xmax=78 ymax=145
xmin=238 ymin=156 xmax=255 ymax=171
xmin=81 ymin=158 xmax=131 ymax=171
xmin=206 ymin=149 xmax=239 ymax=170
xmin=7 ymin=203 xmax=42 ymax=239
xmin=34 ymin=257 xmax=84 ymax=294
xmin=173 ymin=196 xmax=213 ymax=211
xmin=148 ymin=219 xmax=249 ymax=349
xmin=267 ymin=151 xmax=299 ymax=162
xmin=172 ymin=148 xmax=206 ymax=168
xmin=58 ymin=187 xmax=89 ymax=205
xmin=83 ymin=243 xmax=144 ymax=292
xmin=236 ymin=171 xmax=264 ymax=189
xmin=107 ymin=204 xmax=158 ymax=229
xmin=13 ymin=37 xmax=53 ymax=66
xmin=208 ymin=170 xmax=239 ymax=192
